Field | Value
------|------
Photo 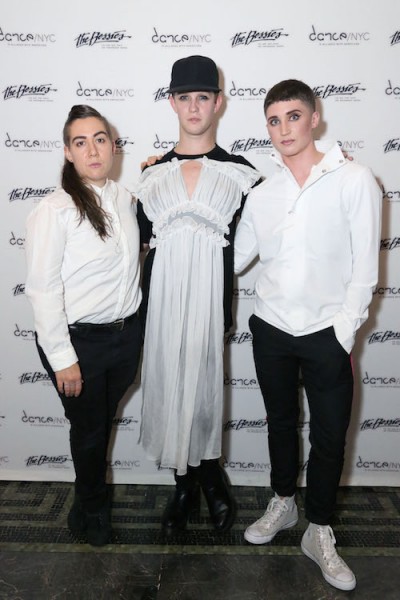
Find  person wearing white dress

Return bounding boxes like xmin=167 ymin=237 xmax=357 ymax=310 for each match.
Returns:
xmin=136 ymin=56 xmax=260 ymax=534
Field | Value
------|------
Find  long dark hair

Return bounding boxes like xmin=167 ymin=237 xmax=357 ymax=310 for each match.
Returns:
xmin=62 ymin=105 xmax=113 ymax=239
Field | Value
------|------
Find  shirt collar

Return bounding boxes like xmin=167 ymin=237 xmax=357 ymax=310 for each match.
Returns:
xmin=269 ymin=140 xmax=343 ymax=170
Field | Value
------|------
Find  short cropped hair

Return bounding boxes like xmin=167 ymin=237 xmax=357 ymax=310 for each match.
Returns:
xmin=264 ymin=79 xmax=316 ymax=113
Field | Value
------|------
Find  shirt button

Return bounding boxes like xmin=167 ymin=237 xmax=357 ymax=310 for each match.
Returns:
xmin=322 ymin=169 xmax=327 ymax=173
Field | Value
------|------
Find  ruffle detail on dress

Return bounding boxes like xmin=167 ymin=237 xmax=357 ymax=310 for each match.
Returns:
xmin=149 ymin=216 xmax=229 ymax=249
xmin=201 ymin=157 xmax=261 ymax=194
xmin=152 ymin=201 xmax=229 ymax=237
xmin=133 ymin=160 xmax=182 ymax=200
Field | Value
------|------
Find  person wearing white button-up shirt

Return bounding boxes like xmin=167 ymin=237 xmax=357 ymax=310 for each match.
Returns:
xmin=235 ymin=80 xmax=381 ymax=592
xmin=25 ymin=105 xmax=142 ymax=547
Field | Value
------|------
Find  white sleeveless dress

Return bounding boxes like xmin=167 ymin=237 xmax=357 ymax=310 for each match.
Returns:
xmin=136 ymin=156 xmax=260 ymax=475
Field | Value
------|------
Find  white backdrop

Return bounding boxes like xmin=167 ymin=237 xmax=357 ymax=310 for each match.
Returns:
xmin=1 ymin=0 xmax=399 ymax=487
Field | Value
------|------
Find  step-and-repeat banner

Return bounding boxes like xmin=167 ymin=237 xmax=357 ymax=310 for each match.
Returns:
xmin=1 ymin=0 xmax=399 ymax=486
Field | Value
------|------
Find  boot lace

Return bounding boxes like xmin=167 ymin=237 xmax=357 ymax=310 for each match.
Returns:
xmin=258 ymin=497 xmax=288 ymax=526
xmin=317 ymin=526 xmax=347 ymax=571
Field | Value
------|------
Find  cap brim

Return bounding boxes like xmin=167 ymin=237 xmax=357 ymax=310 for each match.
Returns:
xmin=168 ymin=85 xmax=221 ymax=94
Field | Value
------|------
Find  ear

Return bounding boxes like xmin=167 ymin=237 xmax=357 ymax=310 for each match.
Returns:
xmin=111 ymin=141 xmax=116 ymax=155
xmin=311 ymin=111 xmax=320 ymax=130
xmin=214 ymin=93 xmax=223 ymax=114
xmin=64 ymin=145 xmax=73 ymax=163
xmin=169 ymin=94 xmax=178 ymax=114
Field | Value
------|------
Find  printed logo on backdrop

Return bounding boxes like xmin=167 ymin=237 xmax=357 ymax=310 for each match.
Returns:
xmin=223 ymin=418 xmax=267 ymax=433
xmin=361 ymin=418 xmax=400 ymax=433
xmin=112 ymin=416 xmax=139 ymax=432
xmin=153 ymin=134 xmax=177 ymax=152
xmin=356 ymin=456 xmax=400 ymax=472
xmin=373 ymin=285 xmax=400 ymax=299
xmin=233 ymin=287 xmax=256 ymax=300
xmin=0 ymin=27 xmax=56 ymax=47
xmin=107 ymin=458 xmax=141 ymax=470
xmin=76 ymin=82 xmax=134 ymax=102
xmin=383 ymin=138 xmax=400 ymax=153
xmin=382 ymin=185 xmax=400 ymax=202
xmin=222 ymin=455 xmax=270 ymax=472
xmin=230 ymin=137 xmax=273 ymax=154
xmin=14 ymin=324 xmax=34 ymax=341
xmin=9 ymin=232 xmax=25 ymax=248
xmin=75 ymin=30 xmax=132 ymax=49
xmin=230 ymin=28 xmax=289 ymax=48
xmin=381 ymin=237 xmax=400 ymax=250
xmin=0 ymin=456 xmax=9 ymax=465
xmin=224 ymin=373 xmax=259 ymax=390
xmin=313 ymin=83 xmax=366 ymax=102
xmin=390 ymin=31 xmax=400 ymax=46
xmin=5 ymin=133 xmax=61 ymax=152
xmin=308 ymin=25 xmax=370 ymax=45
xmin=368 ymin=331 xmax=400 ymax=345
xmin=115 ymin=136 xmax=135 ymax=155
xmin=9 ymin=186 xmax=55 ymax=202
xmin=151 ymin=27 xmax=211 ymax=48
xmin=12 ymin=283 xmax=25 ymax=296
xmin=19 ymin=372 xmax=52 ymax=385
xmin=3 ymin=83 xmax=57 ymax=102
xmin=362 ymin=371 xmax=400 ymax=387
xmin=229 ymin=81 xmax=267 ymax=101
xmin=385 ymin=80 xmax=400 ymax=99
xmin=21 ymin=410 xmax=69 ymax=428
xmin=153 ymin=87 xmax=169 ymax=102
xmin=337 ymin=140 xmax=365 ymax=154
xmin=0 ymin=415 xmax=5 ymax=428
xmin=225 ymin=331 xmax=253 ymax=345
xmin=25 ymin=455 xmax=72 ymax=468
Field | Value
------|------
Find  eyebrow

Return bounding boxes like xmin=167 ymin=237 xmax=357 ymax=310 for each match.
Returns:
xmin=71 ymin=130 xmax=108 ymax=143
xmin=268 ymin=108 xmax=303 ymax=119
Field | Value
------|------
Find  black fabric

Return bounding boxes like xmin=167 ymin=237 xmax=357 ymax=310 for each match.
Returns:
xmin=36 ymin=315 xmax=142 ymax=513
xmin=249 ymin=315 xmax=354 ymax=524
xmin=137 ymin=145 xmax=260 ymax=332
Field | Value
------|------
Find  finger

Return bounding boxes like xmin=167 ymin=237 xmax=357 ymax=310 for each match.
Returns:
xmin=73 ymin=380 xmax=83 ymax=397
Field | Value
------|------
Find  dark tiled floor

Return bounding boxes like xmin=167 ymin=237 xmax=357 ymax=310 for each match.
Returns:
xmin=0 ymin=482 xmax=399 ymax=599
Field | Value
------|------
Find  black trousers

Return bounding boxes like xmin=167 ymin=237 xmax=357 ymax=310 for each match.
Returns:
xmin=36 ymin=313 xmax=142 ymax=512
xmin=249 ymin=314 xmax=354 ymax=525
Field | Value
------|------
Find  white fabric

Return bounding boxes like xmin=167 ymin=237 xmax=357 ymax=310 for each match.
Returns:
xmin=25 ymin=180 xmax=142 ymax=371
xmin=234 ymin=142 xmax=382 ymax=353
xmin=137 ymin=157 xmax=260 ymax=475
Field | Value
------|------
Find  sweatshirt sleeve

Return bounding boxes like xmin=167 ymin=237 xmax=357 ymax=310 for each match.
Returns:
xmin=234 ymin=192 xmax=259 ymax=274
xmin=333 ymin=167 xmax=382 ymax=352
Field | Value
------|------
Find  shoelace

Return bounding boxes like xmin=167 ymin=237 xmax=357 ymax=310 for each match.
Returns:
xmin=317 ymin=526 xmax=346 ymax=570
xmin=259 ymin=497 xmax=288 ymax=525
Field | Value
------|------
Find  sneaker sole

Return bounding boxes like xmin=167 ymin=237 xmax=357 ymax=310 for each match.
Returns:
xmin=244 ymin=517 xmax=298 ymax=544
xmin=301 ymin=541 xmax=356 ymax=591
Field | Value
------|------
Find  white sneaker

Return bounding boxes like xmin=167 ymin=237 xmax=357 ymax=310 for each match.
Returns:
xmin=244 ymin=495 xmax=298 ymax=544
xmin=301 ymin=523 xmax=356 ymax=591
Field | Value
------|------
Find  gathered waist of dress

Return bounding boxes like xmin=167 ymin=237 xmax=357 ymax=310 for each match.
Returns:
xmin=150 ymin=212 xmax=229 ymax=249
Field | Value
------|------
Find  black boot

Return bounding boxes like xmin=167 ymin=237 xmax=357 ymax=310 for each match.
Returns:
xmin=161 ymin=467 xmax=200 ymax=534
xmin=67 ymin=495 xmax=87 ymax=536
xmin=85 ymin=487 xmax=112 ymax=547
xmin=199 ymin=459 xmax=236 ymax=532
xmin=86 ymin=504 xmax=112 ymax=547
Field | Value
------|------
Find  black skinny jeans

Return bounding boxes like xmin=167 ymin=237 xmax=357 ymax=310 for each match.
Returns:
xmin=249 ymin=314 xmax=354 ymax=525
xmin=36 ymin=314 xmax=142 ymax=512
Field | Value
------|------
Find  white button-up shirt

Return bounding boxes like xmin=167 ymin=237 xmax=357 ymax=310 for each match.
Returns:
xmin=25 ymin=180 xmax=142 ymax=371
xmin=234 ymin=142 xmax=382 ymax=353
